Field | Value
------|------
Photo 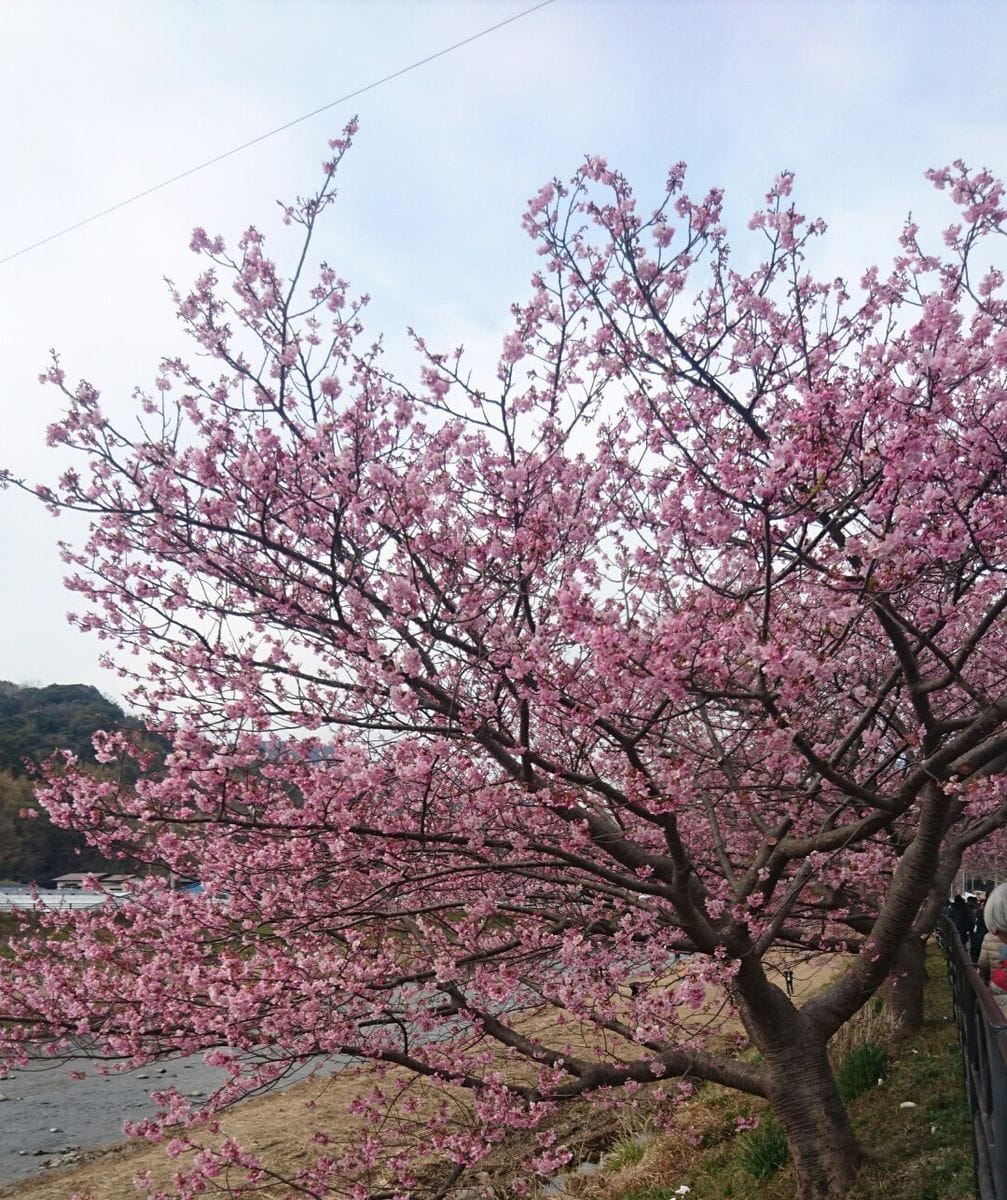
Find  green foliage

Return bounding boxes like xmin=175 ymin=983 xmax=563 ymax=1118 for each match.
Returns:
xmin=0 ymin=769 xmax=46 ymax=881
xmin=0 ymin=680 xmax=131 ymax=777
xmin=0 ymin=767 xmax=112 ymax=883
xmin=835 ymin=1041 xmax=889 ymax=1104
xmin=737 ymin=1114 xmax=789 ymax=1179
xmin=0 ymin=680 xmax=156 ymax=883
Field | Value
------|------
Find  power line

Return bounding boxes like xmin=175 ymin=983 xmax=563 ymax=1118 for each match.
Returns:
xmin=0 ymin=0 xmax=558 ymax=268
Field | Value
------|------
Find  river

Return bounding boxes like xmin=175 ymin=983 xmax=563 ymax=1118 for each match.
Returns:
xmin=0 ymin=1050 xmax=329 ymax=1188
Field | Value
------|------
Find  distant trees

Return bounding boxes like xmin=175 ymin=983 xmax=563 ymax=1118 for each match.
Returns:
xmin=0 ymin=768 xmax=114 ymax=882
xmin=0 ymin=681 xmax=130 ymax=776
xmin=0 ymin=682 xmax=137 ymax=882
xmin=0 ymin=771 xmax=42 ymax=880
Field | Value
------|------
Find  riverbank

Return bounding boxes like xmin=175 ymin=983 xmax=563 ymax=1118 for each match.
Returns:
xmin=0 ymin=970 xmax=973 ymax=1200
xmin=0 ymin=955 xmax=848 ymax=1199
xmin=0 ymin=1051 xmax=331 ymax=1189
xmin=568 ymin=943 xmax=973 ymax=1200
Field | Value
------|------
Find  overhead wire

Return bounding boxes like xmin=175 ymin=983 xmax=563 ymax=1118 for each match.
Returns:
xmin=0 ymin=0 xmax=558 ymax=268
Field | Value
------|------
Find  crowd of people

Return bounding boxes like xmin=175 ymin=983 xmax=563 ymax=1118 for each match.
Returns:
xmin=945 ymin=892 xmax=988 ymax=959
xmin=948 ymin=885 xmax=1007 ymax=1009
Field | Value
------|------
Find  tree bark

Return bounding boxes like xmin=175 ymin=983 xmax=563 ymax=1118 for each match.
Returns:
xmin=737 ymin=959 xmax=863 ymax=1200
xmin=764 ymin=1027 xmax=863 ymax=1200
xmin=880 ymin=933 xmax=928 ymax=1034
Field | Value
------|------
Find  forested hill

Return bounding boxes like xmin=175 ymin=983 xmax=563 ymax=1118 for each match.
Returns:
xmin=0 ymin=680 xmax=141 ymax=884
xmin=0 ymin=680 xmax=133 ymax=776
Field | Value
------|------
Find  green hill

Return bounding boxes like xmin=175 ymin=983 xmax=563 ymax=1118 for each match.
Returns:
xmin=0 ymin=681 xmax=132 ymax=776
xmin=0 ymin=681 xmax=141 ymax=884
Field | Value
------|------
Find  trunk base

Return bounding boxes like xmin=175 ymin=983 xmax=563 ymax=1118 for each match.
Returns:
xmin=766 ymin=1029 xmax=863 ymax=1200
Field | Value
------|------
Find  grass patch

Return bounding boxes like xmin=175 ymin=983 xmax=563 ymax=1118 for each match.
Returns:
xmin=738 ymin=1116 xmax=789 ymax=1180
xmin=604 ymin=1136 xmax=648 ymax=1173
xmin=835 ymin=1041 xmax=890 ymax=1105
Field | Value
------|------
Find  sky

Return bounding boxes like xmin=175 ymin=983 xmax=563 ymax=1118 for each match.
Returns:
xmin=1 ymin=0 xmax=1006 ymax=706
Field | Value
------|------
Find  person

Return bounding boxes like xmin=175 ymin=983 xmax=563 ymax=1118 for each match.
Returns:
xmin=968 ymin=894 xmax=988 ymax=962
xmin=949 ymin=893 xmax=972 ymax=942
xmin=979 ymin=884 xmax=1007 ymax=1015
xmin=978 ymin=926 xmax=1005 ymax=983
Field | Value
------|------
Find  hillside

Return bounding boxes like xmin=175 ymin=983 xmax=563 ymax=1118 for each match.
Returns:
xmin=0 ymin=681 xmax=139 ymax=884
xmin=0 ymin=682 xmax=131 ymax=777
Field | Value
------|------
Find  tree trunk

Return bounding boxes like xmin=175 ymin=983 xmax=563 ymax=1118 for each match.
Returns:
xmin=880 ymin=933 xmax=928 ymax=1035
xmin=764 ymin=1029 xmax=863 ymax=1200
xmin=735 ymin=956 xmax=864 ymax=1198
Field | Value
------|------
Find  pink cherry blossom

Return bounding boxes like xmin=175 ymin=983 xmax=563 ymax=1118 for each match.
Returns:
xmin=2 ymin=142 xmax=1007 ymax=1200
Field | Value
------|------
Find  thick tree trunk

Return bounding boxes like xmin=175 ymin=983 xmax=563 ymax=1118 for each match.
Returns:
xmin=736 ymin=956 xmax=863 ymax=1200
xmin=764 ymin=1029 xmax=863 ymax=1200
xmin=880 ymin=933 xmax=928 ymax=1034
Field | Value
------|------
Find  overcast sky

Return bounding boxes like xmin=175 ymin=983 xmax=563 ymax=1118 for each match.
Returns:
xmin=2 ymin=0 xmax=1005 ymax=705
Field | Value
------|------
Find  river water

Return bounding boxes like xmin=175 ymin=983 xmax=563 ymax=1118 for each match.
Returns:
xmin=0 ymin=1052 xmax=239 ymax=1186
xmin=0 ymin=892 xmax=310 ymax=1187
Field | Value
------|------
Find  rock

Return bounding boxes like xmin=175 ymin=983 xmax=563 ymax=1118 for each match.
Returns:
xmin=899 ymin=1101 xmax=917 ymax=1109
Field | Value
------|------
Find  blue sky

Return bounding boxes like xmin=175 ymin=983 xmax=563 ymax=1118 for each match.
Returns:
xmin=2 ymin=0 xmax=1005 ymax=701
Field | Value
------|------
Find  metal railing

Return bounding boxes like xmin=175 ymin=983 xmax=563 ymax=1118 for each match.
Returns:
xmin=937 ymin=916 xmax=1007 ymax=1200
xmin=0 ymin=889 xmax=116 ymax=910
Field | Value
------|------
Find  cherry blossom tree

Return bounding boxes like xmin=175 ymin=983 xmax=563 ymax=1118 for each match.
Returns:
xmin=3 ymin=126 xmax=1007 ymax=1200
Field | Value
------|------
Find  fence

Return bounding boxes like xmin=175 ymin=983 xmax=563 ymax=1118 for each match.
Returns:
xmin=0 ymin=889 xmax=113 ymax=911
xmin=937 ymin=916 xmax=1007 ymax=1200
